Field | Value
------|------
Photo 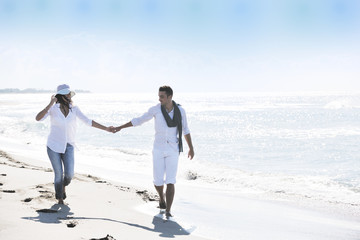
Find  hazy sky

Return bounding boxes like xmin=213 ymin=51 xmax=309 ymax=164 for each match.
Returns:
xmin=0 ymin=0 xmax=359 ymax=93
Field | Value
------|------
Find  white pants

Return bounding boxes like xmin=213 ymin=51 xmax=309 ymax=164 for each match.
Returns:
xmin=152 ymin=149 xmax=179 ymax=186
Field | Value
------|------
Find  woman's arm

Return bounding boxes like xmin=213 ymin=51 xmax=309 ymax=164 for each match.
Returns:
xmin=35 ymin=95 xmax=57 ymax=121
xmin=92 ymin=120 xmax=113 ymax=132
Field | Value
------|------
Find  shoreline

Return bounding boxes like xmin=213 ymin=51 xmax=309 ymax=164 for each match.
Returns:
xmin=0 ymin=149 xmax=208 ymax=240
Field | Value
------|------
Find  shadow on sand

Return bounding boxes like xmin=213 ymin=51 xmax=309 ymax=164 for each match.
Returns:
xmin=69 ymin=215 xmax=191 ymax=238
xmin=22 ymin=203 xmax=73 ymax=224
xmin=23 ymin=205 xmax=191 ymax=238
xmin=22 ymin=204 xmax=190 ymax=238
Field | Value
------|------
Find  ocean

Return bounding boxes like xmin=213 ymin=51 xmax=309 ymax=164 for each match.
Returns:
xmin=1 ymin=92 xmax=360 ymax=239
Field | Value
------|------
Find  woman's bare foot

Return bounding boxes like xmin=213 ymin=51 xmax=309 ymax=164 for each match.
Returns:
xmin=165 ymin=211 xmax=173 ymax=218
xmin=159 ymin=201 xmax=166 ymax=209
xmin=63 ymin=185 xmax=67 ymax=199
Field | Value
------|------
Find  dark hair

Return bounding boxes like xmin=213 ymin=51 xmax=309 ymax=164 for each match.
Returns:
xmin=55 ymin=94 xmax=72 ymax=110
xmin=159 ymin=86 xmax=173 ymax=97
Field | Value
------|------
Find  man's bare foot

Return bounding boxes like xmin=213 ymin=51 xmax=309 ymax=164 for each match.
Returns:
xmin=58 ymin=199 xmax=64 ymax=204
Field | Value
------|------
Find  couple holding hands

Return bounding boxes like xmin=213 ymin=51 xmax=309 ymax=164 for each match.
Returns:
xmin=36 ymin=84 xmax=194 ymax=217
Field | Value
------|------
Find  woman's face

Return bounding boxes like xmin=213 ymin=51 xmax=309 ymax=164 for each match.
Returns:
xmin=61 ymin=93 xmax=71 ymax=103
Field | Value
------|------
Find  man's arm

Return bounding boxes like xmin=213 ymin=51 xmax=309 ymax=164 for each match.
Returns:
xmin=113 ymin=106 xmax=156 ymax=133
xmin=114 ymin=121 xmax=133 ymax=133
xmin=184 ymin=133 xmax=194 ymax=160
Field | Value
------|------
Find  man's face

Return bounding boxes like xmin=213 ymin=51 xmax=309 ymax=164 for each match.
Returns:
xmin=158 ymin=91 xmax=171 ymax=106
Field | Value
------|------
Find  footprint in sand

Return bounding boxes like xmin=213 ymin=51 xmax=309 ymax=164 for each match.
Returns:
xmin=66 ymin=220 xmax=78 ymax=228
xmin=34 ymin=185 xmax=54 ymax=199
xmin=95 ymin=180 xmax=107 ymax=183
xmin=2 ymin=190 xmax=16 ymax=193
xmin=90 ymin=234 xmax=116 ymax=240
xmin=38 ymin=190 xmax=51 ymax=193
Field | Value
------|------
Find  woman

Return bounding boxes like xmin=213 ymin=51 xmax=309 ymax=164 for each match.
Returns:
xmin=36 ymin=84 xmax=112 ymax=204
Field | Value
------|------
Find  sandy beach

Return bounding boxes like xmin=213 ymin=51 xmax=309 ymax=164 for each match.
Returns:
xmin=0 ymin=150 xmax=208 ymax=240
xmin=1 ymin=142 xmax=360 ymax=240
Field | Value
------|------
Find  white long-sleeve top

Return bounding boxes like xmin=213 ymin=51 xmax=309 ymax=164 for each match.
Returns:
xmin=40 ymin=104 xmax=93 ymax=153
xmin=131 ymin=103 xmax=190 ymax=152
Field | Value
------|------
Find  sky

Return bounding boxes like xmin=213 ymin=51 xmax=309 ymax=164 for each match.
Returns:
xmin=0 ymin=0 xmax=359 ymax=93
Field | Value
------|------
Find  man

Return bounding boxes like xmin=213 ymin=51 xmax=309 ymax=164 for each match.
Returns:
xmin=114 ymin=86 xmax=194 ymax=217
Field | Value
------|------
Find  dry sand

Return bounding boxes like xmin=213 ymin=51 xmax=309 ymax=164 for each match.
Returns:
xmin=0 ymin=150 xmax=208 ymax=240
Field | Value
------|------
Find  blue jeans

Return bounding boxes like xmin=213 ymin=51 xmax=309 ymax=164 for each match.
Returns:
xmin=47 ymin=144 xmax=74 ymax=200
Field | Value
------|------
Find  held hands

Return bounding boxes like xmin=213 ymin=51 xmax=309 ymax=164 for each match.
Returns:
xmin=103 ymin=126 xmax=122 ymax=133
xmin=106 ymin=126 xmax=121 ymax=133
xmin=112 ymin=126 xmax=121 ymax=133
xmin=106 ymin=126 xmax=115 ymax=133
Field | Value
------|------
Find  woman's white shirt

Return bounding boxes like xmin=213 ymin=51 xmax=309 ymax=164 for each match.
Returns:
xmin=40 ymin=104 xmax=92 ymax=153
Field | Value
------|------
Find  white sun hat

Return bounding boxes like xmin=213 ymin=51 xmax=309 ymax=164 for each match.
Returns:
xmin=56 ymin=84 xmax=76 ymax=97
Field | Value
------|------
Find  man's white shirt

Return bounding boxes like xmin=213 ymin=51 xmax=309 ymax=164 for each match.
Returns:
xmin=131 ymin=103 xmax=190 ymax=152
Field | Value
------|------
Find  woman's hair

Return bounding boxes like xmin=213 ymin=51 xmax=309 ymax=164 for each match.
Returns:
xmin=55 ymin=94 xmax=72 ymax=110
